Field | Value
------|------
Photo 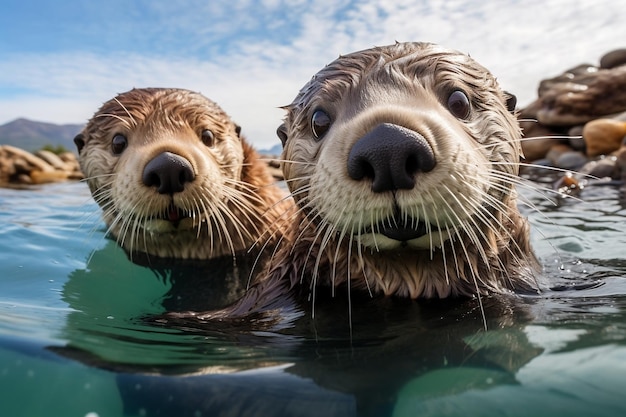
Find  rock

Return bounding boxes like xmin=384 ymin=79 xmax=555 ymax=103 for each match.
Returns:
xmin=582 ymin=118 xmax=626 ymax=157
xmin=536 ymin=65 xmax=626 ymax=126
xmin=0 ymin=145 xmax=83 ymax=186
xmin=567 ymin=125 xmax=586 ymax=151
xmin=614 ymin=146 xmax=626 ymax=181
xmin=1 ymin=145 xmax=54 ymax=172
xmin=537 ymin=64 xmax=598 ymax=97
xmin=579 ymin=155 xmax=617 ymax=179
xmin=554 ymin=150 xmax=588 ymax=171
xmin=553 ymin=172 xmax=583 ymax=197
xmin=520 ymin=132 xmax=561 ymax=162
xmin=518 ymin=99 xmax=570 ymax=161
xmin=600 ymin=49 xmax=626 ymax=69
xmin=30 ymin=169 xmax=69 ymax=184
xmin=545 ymin=143 xmax=573 ymax=165
xmin=16 ymin=174 xmax=32 ymax=184
xmin=35 ymin=149 xmax=66 ymax=170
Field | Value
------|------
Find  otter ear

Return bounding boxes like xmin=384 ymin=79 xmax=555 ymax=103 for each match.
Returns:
xmin=277 ymin=124 xmax=288 ymax=146
xmin=504 ymin=91 xmax=517 ymax=113
xmin=74 ymin=133 xmax=85 ymax=154
xmin=234 ymin=124 xmax=242 ymax=137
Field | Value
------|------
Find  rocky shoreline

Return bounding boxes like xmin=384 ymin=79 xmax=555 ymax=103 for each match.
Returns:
xmin=2 ymin=47 xmax=625 ymax=188
xmin=518 ymin=48 xmax=626 ymax=184
xmin=0 ymin=145 xmax=83 ymax=186
xmin=0 ymin=145 xmax=283 ymax=187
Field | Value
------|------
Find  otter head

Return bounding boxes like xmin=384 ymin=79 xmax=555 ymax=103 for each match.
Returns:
xmin=74 ymin=88 xmax=253 ymax=259
xmin=277 ymin=42 xmax=535 ymax=298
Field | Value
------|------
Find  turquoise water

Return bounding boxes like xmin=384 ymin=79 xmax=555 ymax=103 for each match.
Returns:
xmin=1 ymin=180 xmax=626 ymax=417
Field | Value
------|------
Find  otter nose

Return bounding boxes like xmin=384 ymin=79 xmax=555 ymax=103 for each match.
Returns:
xmin=347 ymin=123 xmax=436 ymax=193
xmin=142 ymin=152 xmax=195 ymax=194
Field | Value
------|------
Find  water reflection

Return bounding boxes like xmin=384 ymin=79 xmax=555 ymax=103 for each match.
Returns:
xmin=56 ymin=245 xmax=544 ymax=416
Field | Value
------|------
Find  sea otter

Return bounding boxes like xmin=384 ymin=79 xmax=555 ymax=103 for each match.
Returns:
xmin=74 ymin=88 xmax=291 ymax=261
xmin=159 ymin=42 xmax=540 ymax=325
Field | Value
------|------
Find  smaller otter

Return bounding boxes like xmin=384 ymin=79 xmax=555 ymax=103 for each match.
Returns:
xmin=159 ymin=43 xmax=540 ymax=327
xmin=75 ymin=88 xmax=291 ymax=260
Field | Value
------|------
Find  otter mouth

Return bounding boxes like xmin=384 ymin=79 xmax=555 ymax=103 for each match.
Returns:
xmin=364 ymin=217 xmax=436 ymax=241
xmin=159 ymin=204 xmax=191 ymax=226
xmin=161 ymin=203 xmax=191 ymax=227
xmin=141 ymin=203 xmax=196 ymax=234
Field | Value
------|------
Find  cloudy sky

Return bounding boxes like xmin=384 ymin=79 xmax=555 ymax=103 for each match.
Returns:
xmin=1 ymin=0 xmax=624 ymax=148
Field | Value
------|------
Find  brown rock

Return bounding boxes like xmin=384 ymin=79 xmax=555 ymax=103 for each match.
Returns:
xmin=538 ymin=64 xmax=598 ymax=97
xmin=519 ymin=121 xmax=566 ymax=161
xmin=16 ymin=174 xmax=32 ymax=184
xmin=67 ymin=171 xmax=84 ymax=180
xmin=35 ymin=150 xmax=66 ymax=170
xmin=536 ymin=65 xmax=626 ymax=126
xmin=0 ymin=155 xmax=16 ymax=176
xmin=12 ymin=158 xmax=31 ymax=174
xmin=600 ymin=49 xmax=626 ymax=69
xmin=1 ymin=145 xmax=54 ymax=172
xmin=30 ymin=169 xmax=69 ymax=184
xmin=582 ymin=118 xmax=626 ymax=157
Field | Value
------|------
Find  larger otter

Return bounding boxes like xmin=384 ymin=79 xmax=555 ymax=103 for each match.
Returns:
xmin=163 ymin=42 xmax=540 ymax=325
xmin=74 ymin=88 xmax=291 ymax=260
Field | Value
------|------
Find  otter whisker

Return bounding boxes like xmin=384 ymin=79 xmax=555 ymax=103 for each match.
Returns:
xmin=94 ymin=112 xmax=133 ymax=129
xmin=354 ymin=211 xmax=374 ymax=298
xmin=80 ymin=172 xmax=117 ymax=183
xmin=274 ymin=159 xmax=318 ymax=167
xmin=306 ymin=222 xmax=335 ymax=318
xmin=112 ymin=97 xmax=137 ymax=128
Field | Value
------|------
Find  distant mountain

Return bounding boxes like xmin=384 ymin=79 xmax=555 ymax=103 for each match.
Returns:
xmin=258 ymin=143 xmax=282 ymax=155
xmin=0 ymin=118 xmax=284 ymax=156
xmin=0 ymin=118 xmax=83 ymax=153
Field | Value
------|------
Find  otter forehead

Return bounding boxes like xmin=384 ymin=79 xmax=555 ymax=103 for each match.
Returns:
xmin=287 ymin=42 xmax=501 ymax=121
xmin=85 ymin=88 xmax=236 ymax=141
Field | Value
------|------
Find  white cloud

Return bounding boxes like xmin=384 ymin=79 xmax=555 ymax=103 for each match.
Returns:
xmin=1 ymin=0 xmax=625 ymax=148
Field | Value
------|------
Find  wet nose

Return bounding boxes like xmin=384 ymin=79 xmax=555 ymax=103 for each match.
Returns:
xmin=142 ymin=152 xmax=195 ymax=194
xmin=347 ymin=123 xmax=436 ymax=193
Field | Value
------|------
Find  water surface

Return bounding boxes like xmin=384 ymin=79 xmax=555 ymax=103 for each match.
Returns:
xmin=1 ymin=180 xmax=626 ymax=417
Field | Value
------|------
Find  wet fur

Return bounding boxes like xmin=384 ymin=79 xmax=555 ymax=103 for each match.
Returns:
xmin=75 ymin=88 xmax=291 ymax=260
xmin=161 ymin=42 xmax=541 ymax=326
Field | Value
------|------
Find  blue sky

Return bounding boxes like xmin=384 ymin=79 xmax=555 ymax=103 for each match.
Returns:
xmin=1 ymin=0 xmax=625 ymax=148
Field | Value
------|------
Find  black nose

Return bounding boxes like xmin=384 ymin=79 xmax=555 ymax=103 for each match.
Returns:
xmin=142 ymin=152 xmax=195 ymax=194
xmin=347 ymin=123 xmax=436 ymax=193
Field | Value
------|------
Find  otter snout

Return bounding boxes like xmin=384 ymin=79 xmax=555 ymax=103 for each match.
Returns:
xmin=142 ymin=151 xmax=195 ymax=194
xmin=347 ymin=123 xmax=436 ymax=193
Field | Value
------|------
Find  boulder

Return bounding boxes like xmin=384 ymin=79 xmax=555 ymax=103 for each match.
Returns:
xmin=582 ymin=118 xmax=626 ymax=157
xmin=536 ymin=65 xmax=626 ymax=126
xmin=0 ymin=145 xmax=83 ymax=186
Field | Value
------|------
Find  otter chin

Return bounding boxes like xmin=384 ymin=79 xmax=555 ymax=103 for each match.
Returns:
xmin=75 ymin=88 xmax=290 ymax=261
xmin=157 ymin=42 xmax=541 ymax=326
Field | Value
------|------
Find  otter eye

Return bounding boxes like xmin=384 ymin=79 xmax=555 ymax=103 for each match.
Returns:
xmin=201 ymin=129 xmax=215 ymax=147
xmin=447 ymin=90 xmax=471 ymax=119
xmin=111 ymin=134 xmax=127 ymax=155
xmin=311 ymin=109 xmax=331 ymax=139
